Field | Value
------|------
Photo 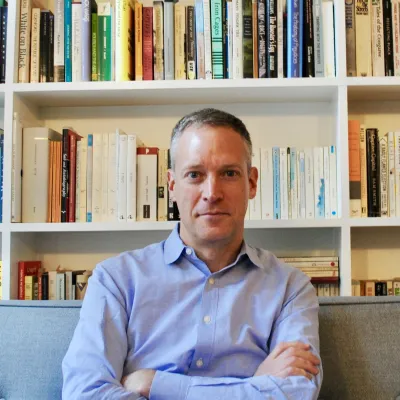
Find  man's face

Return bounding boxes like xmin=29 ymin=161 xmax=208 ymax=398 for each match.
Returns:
xmin=168 ymin=125 xmax=258 ymax=246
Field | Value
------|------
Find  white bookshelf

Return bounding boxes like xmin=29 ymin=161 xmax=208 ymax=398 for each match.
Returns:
xmin=1 ymin=0 xmax=400 ymax=300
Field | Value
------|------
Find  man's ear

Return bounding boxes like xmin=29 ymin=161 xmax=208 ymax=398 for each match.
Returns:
xmin=248 ymin=166 xmax=258 ymax=200
xmin=167 ymin=169 xmax=176 ymax=201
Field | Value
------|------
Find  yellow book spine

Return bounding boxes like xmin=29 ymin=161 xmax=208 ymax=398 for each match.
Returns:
xmin=135 ymin=1 xmax=143 ymax=80
xmin=174 ymin=3 xmax=186 ymax=80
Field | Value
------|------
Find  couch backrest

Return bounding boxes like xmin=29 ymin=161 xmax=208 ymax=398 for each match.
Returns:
xmin=0 ymin=297 xmax=399 ymax=400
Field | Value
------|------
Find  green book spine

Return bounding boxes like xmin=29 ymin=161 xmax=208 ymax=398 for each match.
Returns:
xmin=98 ymin=3 xmax=112 ymax=81
xmin=92 ymin=13 xmax=98 ymax=81
xmin=242 ymin=0 xmax=253 ymax=78
xmin=211 ymin=0 xmax=223 ymax=78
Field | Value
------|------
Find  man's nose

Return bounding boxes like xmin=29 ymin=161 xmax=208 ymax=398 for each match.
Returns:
xmin=202 ymin=175 xmax=223 ymax=202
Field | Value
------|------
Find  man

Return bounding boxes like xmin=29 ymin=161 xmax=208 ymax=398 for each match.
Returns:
xmin=62 ymin=108 xmax=322 ymax=399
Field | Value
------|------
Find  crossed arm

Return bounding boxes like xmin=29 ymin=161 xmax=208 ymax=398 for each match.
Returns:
xmin=62 ymin=265 xmax=322 ymax=400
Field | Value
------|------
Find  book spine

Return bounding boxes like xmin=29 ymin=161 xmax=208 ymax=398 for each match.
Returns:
xmin=203 ymin=0 xmax=214 ymax=79
xmin=290 ymin=147 xmax=298 ymax=219
xmin=313 ymin=0 xmax=324 ymax=76
xmin=223 ymin=0 xmax=229 ymax=78
xmin=78 ymin=137 xmax=87 ymax=222
xmin=287 ymin=0 xmax=301 ymax=77
xmin=393 ymin=0 xmax=400 ymax=75
xmin=187 ymin=6 xmax=196 ymax=79
xmin=348 ymin=120 xmax=362 ymax=217
xmin=323 ymin=146 xmax=330 ymax=218
xmin=0 ymin=7 xmax=7 ymax=83
xmin=72 ymin=3 xmax=82 ymax=82
xmin=267 ymin=0 xmax=278 ymax=77
xmin=91 ymin=13 xmax=98 ymax=81
xmin=211 ymin=0 xmax=224 ymax=78
xmin=92 ymin=133 xmax=103 ymax=222
xmin=18 ymin=0 xmax=33 ymax=82
xmin=273 ymin=147 xmax=280 ymax=219
xmin=174 ymin=3 xmax=186 ymax=79
xmin=250 ymin=149 xmax=262 ymax=219
xmin=383 ymin=0 xmax=394 ymax=75
xmin=232 ymin=0 xmax=243 ymax=78
xmin=372 ymin=0 xmax=385 ymax=76
xmin=12 ymin=113 xmax=23 ymax=222
xmin=164 ymin=1 xmax=175 ymax=79
xmin=395 ymin=132 xmax=400 ymax=216
xmin=359 ymin=124 xmax=368 ymax=217
xmin=329 ymin=146 xmax=337 ymax=218
xmin=49 ymin=13 xmax=54 ymax=82
xmin=135 ymin=1 xmax=143 ymax=80
xmin=157 ymin=149 xmax=168 ymax=221
xmin=54 ymin=0 xmax=65 ymax=82
xmin=118 ymin=134 xmax=128 ymax=221
xmin=127 ymin=134 xmax=137 ymax=221
xmin=30 ymin=9 xmax=40 ymax=83
xmin=61 ymin=129 xmax=70 ymax=222
xmin=195 ymin=0 xmax=206 ymax=78
xmin=86 ymin=134 xmax=93 ymax=222
xmin=261 ymin=148 xmax=273 ymax=219
xmin=387 ymin=131 xmax=396 ymax=216
xmin=68 ymin=134 xmax=77 ymax=222
xmin=39 ymin=11 xmax=49 ymax=83
xmin=227 ymin=0 xmax=234 ymax=78
xmin=101 ymin=133 xmax=109 ymax=221
xmin=75 ymin=140 xmax=81 ymax=221
xmin=303 ymin=0 xmax=314 ymax=76
xmin=366 ymin=128 xmax=381 ymax=217
xmin=313 ymin=147 xmax=324 ymax=218
xmin=322 ymin=0 xmax=334 ymax=77
xmin=154 ymin=1 xmax=164 ymax=80
xmin=108 ymin=131 xmax=119 ymax=222
xmin=305 ymin=147 xmax=314 ymax=218
xmin=257 ymin=0 xmax=267 ymax=78
xmin=65 ymin=0 xmax=72 ymax=81
xmin=243 ymin=0 xmax=253 ymax=77
xmin=298 ymin=151 xmax=306 ymax=218
xmin=345 ymin=0 xmax=356 ymax=76
xmin=98 ymin=3 xmax=112 ymax=81
xmin=379 ymin=136 xmax=389 ymax=217
xmin=355 ymin=0 xmax=372 ymax=76
xmin=143 ymin=6 xmax=154 ymax=80
xmin=277 ymin=0 xmax=284 ymax=77
xmin=82 ymin=0 xmax=91 ymax=81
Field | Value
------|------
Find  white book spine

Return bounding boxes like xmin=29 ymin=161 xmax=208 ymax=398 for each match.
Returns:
xmin=250 ymin=148 xmax=262 ymax=220
xmin=30 ymin=8 xmax=40 ymax=83
xmin=203 ymin=0 xmax=213 ymax=79
xmin=18 ymin=0 xmax=33 ymax=83
xmin=34 ymin=139 xmax=50 ymax=222
xmin=387 ymin=132 xmax=396 ymax=216
xmin=102 ymin=133 xmax=109 ymax=221
xmin=329 ymin=146 xmax=338 ymax=218
xmin=305 ymin=148 xmax=314 ymax=219
xmin=72 ymin=3 xmax=82 ymax=82
xmin=371 ymin=0 xmax=385 ymax=76
xmin=261 ymin=148 xmax=273 ymax=219
xmin=54 ymin=0 xmax=65 ymax=81
xmin=298 ymin=151 xmax=306 ymax=218
xmin=86 ymin=134 xmax=93 ymax=222
xmin=108 ymin=131 xmax=119 ymax=222
xmin=395 ymin=132 xmax=400 ymax=216
xmin=92 ymin=133 xmax=103 ymax=222
xmin=277 ymin=0 xmax=284 ymax=77
xmin=232 ymin=0 xmax=243 ymax=79
xmin=290 ymin=148 xmax=298 ymax=219
xmin=379 ymin=136 xmax=388 ymax=217
xmin=78 ymin=137 xmax=88 ymax=222
xmin=392 ymin=0 xmax=400 ymax=75
xmin=313 ymin=147 xmax=325 ymax=218
xmin=280 ymin=147 xmax=289 ymax=219
xmin=118 ymin=133 xmax=128 ymax=221
xmin=127 ymin=134 xmax=137 ymax=221
xmin=115 ymin=0 xmax=123 ymax=81
xmin=75 ymin=140 xmax=81 ymax=221
xmin=12 ymin=113 xmax=23 ymax=222
xmin=322 ymin=0 xmax=335 ymax=77
xmin=323 ymin=146 xmax=331 ymax=218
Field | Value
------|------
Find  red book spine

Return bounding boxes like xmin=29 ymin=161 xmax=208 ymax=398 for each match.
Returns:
xmin=18 ymin=261 xmax=42 ymax=300
xmin=143 ymin=7 xmax=153 ymax=80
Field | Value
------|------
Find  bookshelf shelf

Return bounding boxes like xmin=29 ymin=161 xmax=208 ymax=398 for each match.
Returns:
xmin=12 ymin=78 xmax=340 ymax=107
xmin=349 ymin=218 xmax=400 ymax=228
xmin=347 ymin=78 xmax=400 ymax=101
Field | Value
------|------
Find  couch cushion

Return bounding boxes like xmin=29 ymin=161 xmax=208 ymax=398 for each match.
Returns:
xmin=0 ymin=297 xmax=400 ymax=400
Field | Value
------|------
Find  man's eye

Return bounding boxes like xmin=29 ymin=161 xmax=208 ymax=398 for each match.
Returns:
xmin=225 ymin=170 xmax=239 ymax=177
xmin=188 ymin=172 xmax=200 ymax=179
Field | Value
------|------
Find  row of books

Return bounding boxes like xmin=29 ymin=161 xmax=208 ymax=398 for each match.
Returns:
xmin=313 ymin=283 xmax=339 ymax=296
xmin=348 ymin=120 xmax=400 ymax=218
xmin=352 ymin=278 xmax=400 ymax=296
xmin=345 ymin=0 xmax=398 ymax=77
xmin=17 ymin=0 xmax=336 ymax=83
xmin=18 ymin=261 xmax=92 ymax=300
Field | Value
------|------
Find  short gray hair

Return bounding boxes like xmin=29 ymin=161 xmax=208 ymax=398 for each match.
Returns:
xmin=170 ymin=108 xmax=253 ymax=170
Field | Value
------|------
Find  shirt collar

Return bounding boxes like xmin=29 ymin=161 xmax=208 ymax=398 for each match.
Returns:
xmin=163 ymin=223 xmax=264 ymax=270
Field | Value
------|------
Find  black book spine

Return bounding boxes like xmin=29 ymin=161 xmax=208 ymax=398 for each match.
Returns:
xmin=186 ymin=6 xmax=196 ymax=79
xmin=267 ymin=0 xmax=277 ymax=77
xmin=221 ymin=0 xmax=228 ymax=78
xmin=40 ymin=11 xmax=49 ymax=82
xmin=283 ymin=3 xmax=287 ymax=77
xmin=49 ymin=12 xmax=54 ymax=82
xmin=42 ymin=273 xmax=49 ymax=300
xmin=303 ymin=0 xmax=314 ymax=76
xmin=61 ymin=129 xmax=70 ymax=222
xmin=258 ymin=0 xmax=267 ymax=78
xmin=366 ymin=129 xmax=380 ymax=217
xmin=375 ymin=281 xmax=383 ymax=296
xmin=383 ymin=0 xmax=394 ymax=76
xmin=0 ymin=7 xmax=7 ymax=84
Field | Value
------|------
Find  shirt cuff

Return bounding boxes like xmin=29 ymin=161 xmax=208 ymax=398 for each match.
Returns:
xmin=149 ymin=370 xmax=191 ymax=400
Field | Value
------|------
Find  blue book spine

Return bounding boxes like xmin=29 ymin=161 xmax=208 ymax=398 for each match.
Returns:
xmin=86 ymin=134 xmax=93 ymax=222
xmin=273 ymin=146 xmax=280 ymax=219
xmin=287 ymin=0 xmax=300 ymax=77
xmin=0 ymin=135 xmax=3 ymax=223
xmin=65 ymin=0 xmax=72 ymax=82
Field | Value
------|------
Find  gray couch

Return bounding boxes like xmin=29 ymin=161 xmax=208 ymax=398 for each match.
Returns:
xmin=0 ymin=297 xmax=399 ymax=400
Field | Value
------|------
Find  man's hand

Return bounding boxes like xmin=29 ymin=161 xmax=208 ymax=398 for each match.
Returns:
xmin=254 ymin=341 xmax=320 ymax=380
xmin=121 ymin=369 xmax=156 ymax=398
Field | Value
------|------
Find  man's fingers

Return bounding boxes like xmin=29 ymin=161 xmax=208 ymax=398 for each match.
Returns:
xmin=279 ymin=367 xmax=313 ymax=380
xmin=270 ymin=341 xmax=311 ymax=359
xmin=282 ymin=348 xmax=321 ymax=366
xmin=285 ymin=357 xmax=320 ymax=375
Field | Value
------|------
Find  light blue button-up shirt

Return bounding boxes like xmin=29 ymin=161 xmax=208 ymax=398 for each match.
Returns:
xmin=62 ymin=224 xmax=322 ymax=399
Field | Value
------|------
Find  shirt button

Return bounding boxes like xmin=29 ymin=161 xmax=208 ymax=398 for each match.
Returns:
xmin=209 ymin=278 xmax=215 ymax=285
xmin=196 ymin=358 xmax=204 ymax=367
xmin=203 ymin=315 xmax=211 ymax=324
xmin=185 ymin=248 xmax=192 ymax=255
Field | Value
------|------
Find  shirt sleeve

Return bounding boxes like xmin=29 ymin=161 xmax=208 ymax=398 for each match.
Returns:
xmin=149 ymin=271 xmax=322 ymax=400
xmin=62 ymin=264 xmax=144 ymax=400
